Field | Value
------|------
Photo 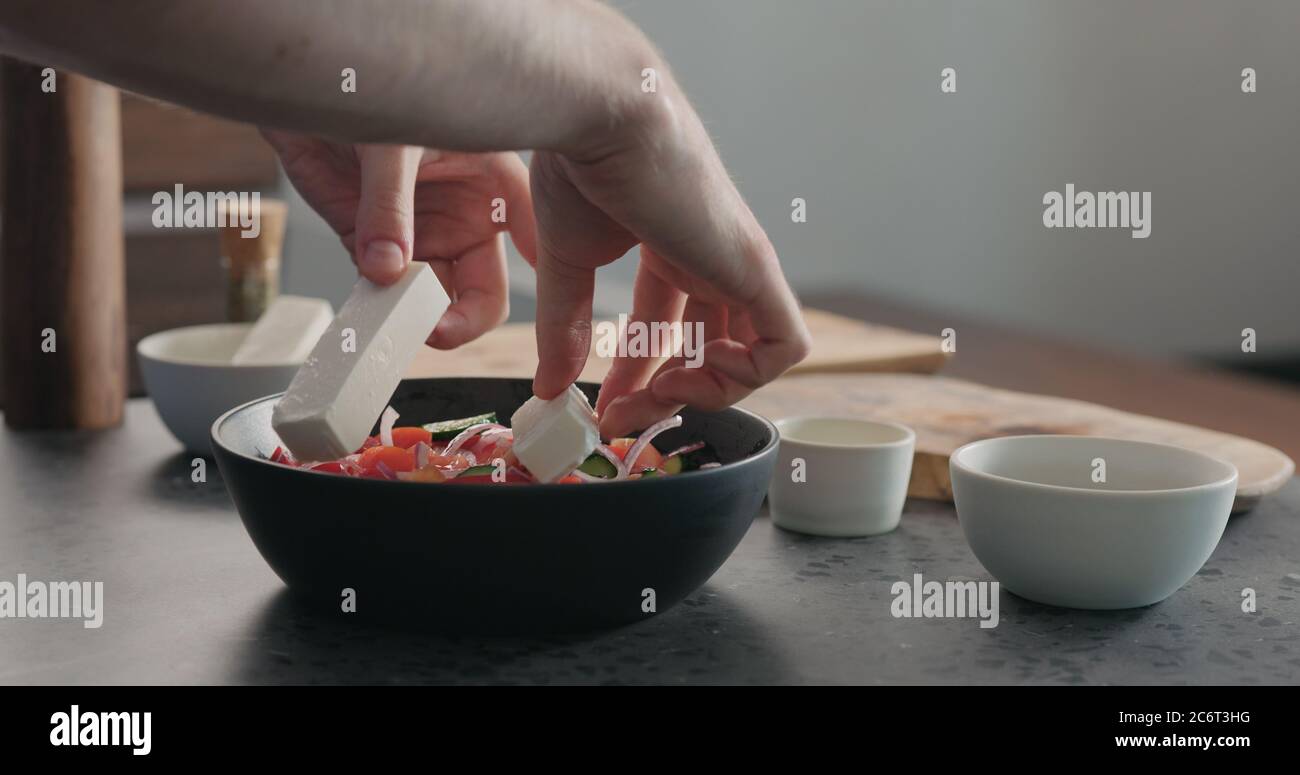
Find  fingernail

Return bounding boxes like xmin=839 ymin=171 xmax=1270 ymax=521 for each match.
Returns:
xmin=360 ymin=240 xmax=406 ymax=280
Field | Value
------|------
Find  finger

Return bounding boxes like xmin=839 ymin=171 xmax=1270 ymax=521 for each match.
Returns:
xmin=650 ymin=346 xmax=749 ymax=411
xmin=600 ymin=391 xmax=684 ymax=439
xmin=595 ymin=257 xmax=686 ymax=417
xmin=426 ymin=235 xmax=510 ymax=349
xmin=532 ymin=249 xmax=596 ymax=399
xmin=411 ymin=256 xmax=458 ymax=343
xmin=405 ymin=208 xmax=457 ymax=296
xmin=727 ymin=306 xmax=759 ymax=345
xmin=257 ymin=128 xmax=297 ymax=154
xmin=354 ymin=144 xmax=422 ymax=284
xmin=489 ymin=152 xmax=539 ymax=267
xmin=529 ymin=151 xmax=633 ymax=399
xmin=652 ymin=276 xmax=811 ymax=409
xmin=598 ymin=295 xmax=715 ymax=437
xmin=710 ymin=272 xmax=811 ymax=385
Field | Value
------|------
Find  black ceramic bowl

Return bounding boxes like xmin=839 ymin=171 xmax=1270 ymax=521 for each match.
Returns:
xmin=211 ymin=377 xmax=777 ymax=634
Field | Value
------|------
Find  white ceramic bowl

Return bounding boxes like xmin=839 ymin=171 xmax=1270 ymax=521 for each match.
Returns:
xmin=769 ymin=416 xmax=915 ymax=537
xmin=950 ymin=435 xmax=1237 ymax=609
xmin=137 ymin=324 xmax=300 ymax=454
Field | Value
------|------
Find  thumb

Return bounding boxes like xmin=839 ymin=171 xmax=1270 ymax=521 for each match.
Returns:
xmin=354 ymin=144 xmax=422 ymax=284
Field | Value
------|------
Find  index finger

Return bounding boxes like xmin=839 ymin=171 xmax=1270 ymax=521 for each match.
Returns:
xmin=651 ymin=270 xmax=810 ymax=408
xmin=532 ymin=249 xmax=596 ymax=399
xmin=425 ymin=234 xmax=510 ymax=350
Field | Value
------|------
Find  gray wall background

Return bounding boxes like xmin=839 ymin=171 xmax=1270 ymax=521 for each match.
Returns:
xmin=282 ymin=0 xmax=1300 ymax=363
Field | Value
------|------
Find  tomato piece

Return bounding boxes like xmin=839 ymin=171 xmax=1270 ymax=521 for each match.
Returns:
xmin=398 ymin=467 xmax=446 ymax=483
xmin=635 ymin=445 xmax=664 ymax=472
xmin=425 ymin=452 xmax=472 ymax=473
xmin=607 ymin=437 xmax=663 ymax=472
xmin=471 ymin=447 xmax=518 ymax=469
xmin=466 ymin=431 xmax=512 ymax=461
xmin=358 ymin=445 xmax=416 ymax=474
xmin=557 ymin=474 xmax=582 ymax=484
xmin=390 ymin=426 xmax=433 ymax=449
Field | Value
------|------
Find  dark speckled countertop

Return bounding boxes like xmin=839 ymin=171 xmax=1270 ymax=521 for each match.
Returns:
xmin=1 ymin=401 xmax=1297 ymax=685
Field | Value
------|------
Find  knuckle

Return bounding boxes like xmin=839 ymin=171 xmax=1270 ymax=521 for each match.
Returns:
xmin=791 ymin=326 xmax=814 ymax=364
xmin=363 ymin=191 xmax=412 ymax=225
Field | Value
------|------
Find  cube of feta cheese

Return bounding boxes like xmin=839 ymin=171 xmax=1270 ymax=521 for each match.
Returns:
xmin=231 ymin=295 xmax=334 ymax=365
xmin=509 ymin=384 xmax=600 ymax=482
xmin=272 ymin=262 xmax=447 ymax=461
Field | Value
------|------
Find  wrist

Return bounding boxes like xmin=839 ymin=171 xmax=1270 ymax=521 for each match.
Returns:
xmin=555 ymin=13 xmax=684 ymax=163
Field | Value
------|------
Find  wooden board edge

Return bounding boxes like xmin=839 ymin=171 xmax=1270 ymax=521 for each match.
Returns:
xmin=1234 ymin=454 xmax=1295 ymax=498
xmin=907 ymin=451 xmax=953 ymax=501
xmin=788 ymin=350 xmax=951 ymax=376
xmin=906 ymin=450 xmax=1272 ymax=516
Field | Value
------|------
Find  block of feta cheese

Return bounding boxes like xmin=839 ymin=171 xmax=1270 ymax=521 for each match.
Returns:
xmin=272 ymin=262 xmax=447 ymax=461
xmin=509 ymin=384 xmax=600 ymax=482
xmin=231 ymin=295 xmax=334 ymax=365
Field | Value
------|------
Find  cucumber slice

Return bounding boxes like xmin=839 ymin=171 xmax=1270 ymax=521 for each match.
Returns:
xmin=577 ymin=453 xmax=618 ymax=478
xmin=423 ymin=412 xmax=497 ymax=440
xmin=660 ymin=455 xmax=684 ymax=475
xmin=456 ymin=464 xmax=498 ymax=478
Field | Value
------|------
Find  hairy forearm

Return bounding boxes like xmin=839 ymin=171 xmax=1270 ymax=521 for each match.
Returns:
xmin=0 ymin=0 xmax=663 ymax=154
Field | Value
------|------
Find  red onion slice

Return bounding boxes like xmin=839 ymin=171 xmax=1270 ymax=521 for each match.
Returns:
xmin=593 ymin=444 xmax=629 ymax=480
xmin=379 ymin=405 xmax=399 ymax=448
xmin=663 ymin=441 xmax=705 ymax=459
xmin=444 ymin=422 xmax=507 ymax=455
xmin=414 ymin=441 xmax=431 ymax=468
xmin=475 ymin=428 xmax=513 ymax=457
xmin=624 ymin=415 xmax=683 ymax=473
xmin=374 ymin=461 xmax=398 ymax=480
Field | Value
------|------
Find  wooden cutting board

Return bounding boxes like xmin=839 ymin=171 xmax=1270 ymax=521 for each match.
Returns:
xmin=740 ymin=374 xmax=1295 ymax=514
xmin=408 ymin=308 xmax=948 ymax=382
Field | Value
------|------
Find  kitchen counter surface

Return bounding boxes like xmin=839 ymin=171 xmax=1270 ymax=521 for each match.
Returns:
xmin=2 ymin=400 xmax=1298 ymax=685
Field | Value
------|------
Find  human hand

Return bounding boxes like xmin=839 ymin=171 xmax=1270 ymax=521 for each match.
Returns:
xmin=262 ymin=132 xmax=537 ymax=349
xmin=529 ymin=85 xmax=811 ymax=438
xmin=8 ymin=0 xmax=802 ymax=422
